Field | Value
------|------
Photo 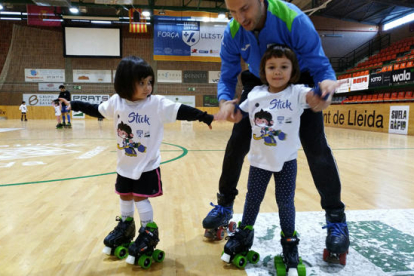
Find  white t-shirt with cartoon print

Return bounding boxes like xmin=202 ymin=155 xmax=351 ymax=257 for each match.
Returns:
xmin=239 ymin=84 xmax=310 ymax=172
xmin=99 ymin=94 xmax=180 ymax=180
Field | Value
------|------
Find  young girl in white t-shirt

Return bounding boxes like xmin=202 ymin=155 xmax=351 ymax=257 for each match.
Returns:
xmin=218 ymin=45 xmax=339 ymax=273
xmin=59 ymin=56 xmax=213 ymax=268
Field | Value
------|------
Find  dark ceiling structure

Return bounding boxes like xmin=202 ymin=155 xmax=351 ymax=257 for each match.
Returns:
xmin=0 ymin=0 xmax=413 ymax=26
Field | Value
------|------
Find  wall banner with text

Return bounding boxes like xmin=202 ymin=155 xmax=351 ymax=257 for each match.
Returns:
xmin=153 ymin=14 xmax=226 ymax=62
xmin=24 ymin=69 xmax=65 ymax=83
xmin=389 ymin=105 xmax=409 ymax=135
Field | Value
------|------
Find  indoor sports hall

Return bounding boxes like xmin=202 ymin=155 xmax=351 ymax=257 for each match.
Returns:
xmin=0 ymin=0 xmax=414 ymax=275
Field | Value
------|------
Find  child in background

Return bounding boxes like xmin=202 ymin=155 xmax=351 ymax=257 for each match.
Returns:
xmin=218 ymin=45 xmax=340 ymax=274
xmin=19 ymin=101 xmax=28 ymax=121
xmin=52 ymin=100 xmax=63 ymax=129
xmin=59 ymin=56 xmax=214 ymax=268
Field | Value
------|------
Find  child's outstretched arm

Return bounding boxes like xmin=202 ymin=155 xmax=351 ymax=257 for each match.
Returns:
xmin=176 ymin=105 xmax=214 ymax=129
xmin=58 ymin=98 xmax=104 ymax=119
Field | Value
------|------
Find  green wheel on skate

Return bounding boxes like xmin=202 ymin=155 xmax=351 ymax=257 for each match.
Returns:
xmin=246 ymin=250 xmax=260 ymax=264
xmin=232 ymin=254 xmax=247 ymax=269
xmin=152 ymin=249 xmax=165 ymax=262
xmin=297 ymin=263 xmax=306 ymax=276
xmin=114 ymin=246 xmax=129 ymax=259
xmin=138 ymin=255 xmax=152 ymax=269
xmin=274 ymin=256 xmax=286 ymax=276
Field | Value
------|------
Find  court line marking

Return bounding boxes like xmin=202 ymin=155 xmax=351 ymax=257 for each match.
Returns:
xmin=0 ymin=142 xmax=187 ymax=187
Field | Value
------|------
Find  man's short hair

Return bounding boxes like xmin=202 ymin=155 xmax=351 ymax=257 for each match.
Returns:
xmin=59 ymin=85 xmax=65 ymax=89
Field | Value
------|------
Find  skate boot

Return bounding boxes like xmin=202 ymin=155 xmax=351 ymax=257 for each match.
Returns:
xmin=203 ymin=193 xmax=236 ymax=240
xmin=56 ymin=123 xmax=63 ymax=129
xmin=66 ymin=122 xmax=72 ymax=128
xmin=322 ymin=208 xmax=350 ymax=265
xmin=126 ymin=222 xmax=165 ymax=269
xmin=274 ymin=231 xmax=306 ymax=276
xmin=221 ymin=223 xmax=260 ymax=269
xmin=102 ymin=216 xmax=136 ymax=259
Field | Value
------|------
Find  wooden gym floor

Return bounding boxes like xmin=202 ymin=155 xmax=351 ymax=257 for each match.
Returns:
xmin=0 ymin=119 xmax=413 ymax=275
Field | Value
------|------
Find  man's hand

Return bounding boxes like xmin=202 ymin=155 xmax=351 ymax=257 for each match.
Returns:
xmin=307 ymin=80 xmax=345 ymax=112
xmin=215 ymin=99 xmax=239 ymax=122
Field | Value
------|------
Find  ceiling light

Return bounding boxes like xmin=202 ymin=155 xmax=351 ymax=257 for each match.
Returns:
xmin=69 ymin=7 xmax=79 ymax=14
xmin=142 ymin=11 xmax=150 ymax=17
xmin=0 ymin=4 xmax=3 ymax=10
xmin=0 ymin=11 xmax=21 ymax=15
xmin=91 ymin=20 xmax=112 ymax=24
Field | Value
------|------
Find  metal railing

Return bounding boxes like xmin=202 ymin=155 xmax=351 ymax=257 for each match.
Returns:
xmin=330 ymin=33 xmax=391 ymax=73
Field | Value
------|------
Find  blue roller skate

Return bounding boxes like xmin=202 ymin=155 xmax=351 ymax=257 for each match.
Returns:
xmin=322 ymin=208 xmax=350 ymax=265
xmin=203 ymin=194 xmax=236 ymax=240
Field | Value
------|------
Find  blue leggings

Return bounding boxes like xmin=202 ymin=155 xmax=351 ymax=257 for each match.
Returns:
xmin=241 ymin=159 xmax=297 ymax=237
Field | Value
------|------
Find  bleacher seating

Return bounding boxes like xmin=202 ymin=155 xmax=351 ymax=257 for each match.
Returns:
xmin=334 ymin=37 xmax=414 ymax=106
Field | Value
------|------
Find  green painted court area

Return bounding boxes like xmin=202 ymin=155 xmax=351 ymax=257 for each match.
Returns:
xmin=228 ymin=209 xmax=414 ymax=276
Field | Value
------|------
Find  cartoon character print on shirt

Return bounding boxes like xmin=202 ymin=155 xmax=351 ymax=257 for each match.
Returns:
xmin=116 ymin=121 xmax=147 ymax=157
xmin=252 ymin=109 xmax=287 ymax=146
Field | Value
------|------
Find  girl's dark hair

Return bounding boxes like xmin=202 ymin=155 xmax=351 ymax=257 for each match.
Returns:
xmin=114 ymin=56 xmax=155 ymax=100
xmin=259 ymin=44 xmax=300 ymax=85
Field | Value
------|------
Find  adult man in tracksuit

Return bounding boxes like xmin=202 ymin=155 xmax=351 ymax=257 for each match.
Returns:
xmin=202 ymin=0 xmax=350 ymax=256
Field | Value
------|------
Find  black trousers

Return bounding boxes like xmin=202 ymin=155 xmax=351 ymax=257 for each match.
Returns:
xmin=218 ymin=70 xmax=345 ymax=211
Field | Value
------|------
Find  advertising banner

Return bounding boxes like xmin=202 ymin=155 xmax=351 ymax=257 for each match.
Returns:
xmin=164 ymin=95 xmax=195 ymax=107
xmin=203 ymin=95 xmax=219 ymax=107
xmin=73 ymin=70 xmax=112 ymax=83
xmin=157 ymin=70 xmax=182 ymax=83
xmin=350 ymin=74 xmax=369 ymax=91
xmin=24 ymin=69 xmax=65 ymax=83
xmin=391 ymin=68 xmax=414 ymax=84
xmin=208 ymin=71 xmax=221 ymax=84
xmin=183 ymin=71 xmax=208 ymax=83
xmin=38 ymin=83 xmax=64 ymax=91
xmin=336 ymin=78 xmax=351 ymax=93
xmin=154 ymin=14 xmax=226 ymax=62
xmin=389 ymin=105 xmax=409 ymax=135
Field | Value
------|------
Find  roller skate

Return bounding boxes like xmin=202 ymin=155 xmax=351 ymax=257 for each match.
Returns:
xmin=102 ymin=216 xmax=136 ymax=259
xmin=64 ymin=122 xmax=72 ymax=128
xmin=126 ymin=222 xmax=165 ymax=269
xmin=322 ymin=208 xmax=350 ymax=265
xmin=56 ymin=123 xmax=63 ymax=129
xmin=274 ymin=231 xmax=306 ymax=276
xmin=203 ymin=194 xmax=236 ymax=240
xmin=221 ymin=223 xmax=260 ymax=269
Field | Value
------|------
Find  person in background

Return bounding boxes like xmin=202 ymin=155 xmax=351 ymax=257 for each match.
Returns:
xmin=19 ymin=101 xmax=28 ymax=121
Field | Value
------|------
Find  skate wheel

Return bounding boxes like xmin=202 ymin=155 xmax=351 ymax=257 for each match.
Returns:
xmin=322 ymin=248 xmax=329 ymax=262
xmin=138 ymin=255 xmax=152 ymax=269
xmin=228 ymin=221 xmax=237 ymax=233
xmin=204 ymin=229 xmax=214 ymax=239
xmin=152 ymin=249 xmax=165 ymax=263
xmin=114 ymin=246 xmax=129 ymax=259
xmin=233 ymin=254 xmax=247 ymax=269
xmin=216 ymin=227 xmax=225 ymax=240
xmin=297 ymin=263 xmax=306 ymax=276
xmin=274 ymin=256 xmax=286 ymax=276
xmin=246 ymin=250 xmax=260 ymax=264
xmin=339 ymin=252 xmax=347 ymax=265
